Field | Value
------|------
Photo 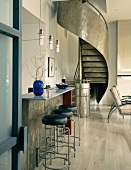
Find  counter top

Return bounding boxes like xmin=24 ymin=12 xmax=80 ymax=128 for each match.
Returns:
xmin=22 ymin=87 xmax=75 ymax=100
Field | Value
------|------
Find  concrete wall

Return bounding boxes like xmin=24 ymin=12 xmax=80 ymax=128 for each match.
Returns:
xmin=57 ymin=0 xmax=108 ymax=62
xmin=22 ymin=0 xmax=78 ymax=94
xmin=22 ymin=95 xmax=63 ymax=170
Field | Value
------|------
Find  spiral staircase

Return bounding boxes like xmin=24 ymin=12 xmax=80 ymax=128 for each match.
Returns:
xmin=57 ymin=0 xmax=109 ymax=104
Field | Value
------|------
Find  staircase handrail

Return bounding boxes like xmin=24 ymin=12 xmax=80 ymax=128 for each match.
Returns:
xmin=74 ymin=62 xmax=79 ymax=80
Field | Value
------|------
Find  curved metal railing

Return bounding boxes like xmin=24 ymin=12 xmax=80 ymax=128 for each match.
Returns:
xmin=74 ymin=62 xmax=79 ymax=80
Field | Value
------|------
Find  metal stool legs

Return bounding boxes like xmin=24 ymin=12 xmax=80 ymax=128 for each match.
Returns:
xmin=40 ymin=125 xmax=71 ymax=170
xmin=75 ymin=110 xmax=81 ymax=146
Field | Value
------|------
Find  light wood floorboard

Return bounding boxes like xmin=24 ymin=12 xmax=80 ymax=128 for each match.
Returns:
xmin=38 ymin=105 xmax=131 ymax=170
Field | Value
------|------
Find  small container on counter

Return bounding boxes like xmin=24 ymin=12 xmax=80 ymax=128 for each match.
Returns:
xmin=62 ymin=75 xmax=66 ymax=83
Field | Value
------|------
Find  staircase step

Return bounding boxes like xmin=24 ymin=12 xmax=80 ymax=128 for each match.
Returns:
xmin=85 ymin=77 xmax=107 ymax=83
xmin=84 ymin=72 xmax=108 ymax=78
xmin=83 ymin=62 xmax=107 ymax=67
xmin=81 ymin=44 xmax=94 ymax=50
xmin=82 ymin=49 xmax=101 ymax=55
xmin=79 ymin=37 xmax=108 ymax=103
xmin=84 ymin=67 xmax=108 ymax=72
xmin=82 ymin=56 xmax=105 ymax=61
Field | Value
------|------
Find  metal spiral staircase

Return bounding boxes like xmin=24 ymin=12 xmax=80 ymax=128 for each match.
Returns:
xmin=80 ymin=39 xmax=108 ymax=104
xmin=57 ymin=0 xmax=109 ymax=104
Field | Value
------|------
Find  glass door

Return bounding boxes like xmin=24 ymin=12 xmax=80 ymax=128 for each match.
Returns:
xmin=0 ymin=0 xmax=22 ymax=169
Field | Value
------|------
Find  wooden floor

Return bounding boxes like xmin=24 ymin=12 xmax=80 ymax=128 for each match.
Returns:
xmin=38 ymin=105 xmax=131 ymax=170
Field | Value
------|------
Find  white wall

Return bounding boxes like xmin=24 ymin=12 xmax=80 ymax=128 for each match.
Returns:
xmin=22 ymin=0 xmax=78 ymax=94
xmin=55 ymin=25 xmax=78 ymax=82
xmin=22 ymin=23 xmax=46 ymax=93
xmin=117 ymin=20 xmax=131 ymax=95
xmin=101 ymin=20 xmax=131 ymax=103
xmin=22 ymin=0 xmax=40 ymax=19
xmin=117 ymin=20 xmax=131 ymax=74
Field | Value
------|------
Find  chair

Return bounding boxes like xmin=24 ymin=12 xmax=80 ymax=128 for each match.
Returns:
xmin=114 ymin=85 xmax=131 ymax=103
xmin=108 ymin=86 xmax=131 ymax=122
xmin=108 ymin=85 xmax=131 ymax=122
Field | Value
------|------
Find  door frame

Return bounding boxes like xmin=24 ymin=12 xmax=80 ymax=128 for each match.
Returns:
xmin=0 ymin=0 xmax=22 ymax=169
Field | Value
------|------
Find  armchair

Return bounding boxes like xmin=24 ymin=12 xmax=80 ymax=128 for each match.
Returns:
xmin=108 ymin=85 xmax=131 ymax=122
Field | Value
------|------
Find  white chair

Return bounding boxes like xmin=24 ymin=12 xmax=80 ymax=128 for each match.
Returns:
xmin=108 ymin=86 xmax=131 ymax=122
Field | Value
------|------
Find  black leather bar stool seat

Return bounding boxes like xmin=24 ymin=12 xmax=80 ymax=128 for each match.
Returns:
xmin=51 ymin=109 xmax=73 ymax=118
xmin=42 ymin=114 xmax=67 ymax=125
xmin=59 ymin=104 xmax=77 ymax=113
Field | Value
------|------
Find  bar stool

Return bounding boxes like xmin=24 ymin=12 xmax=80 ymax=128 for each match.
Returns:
xmin=40 ymin=114 xmax=71 ymax=170
xmin=59 ymin=104 xmax=81 ymax=146
xmin=51 ymin=109 xmax=76 ymax=157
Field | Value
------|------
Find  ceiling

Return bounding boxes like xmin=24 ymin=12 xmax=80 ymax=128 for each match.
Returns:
xmin=89 ymin=0 xmax=131 ymax=23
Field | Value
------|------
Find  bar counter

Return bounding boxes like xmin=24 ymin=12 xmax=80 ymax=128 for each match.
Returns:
xmin=21 ymin=87 xmax=74 ymax=170
xmin=22 ymin=87 xmax=74 ymax=101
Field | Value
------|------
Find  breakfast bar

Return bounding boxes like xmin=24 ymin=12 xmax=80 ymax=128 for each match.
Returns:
xmin=21 ymin=87 xmax=74 ymax=170
xmin=22 ymin=87 xmax=74 ymax=101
